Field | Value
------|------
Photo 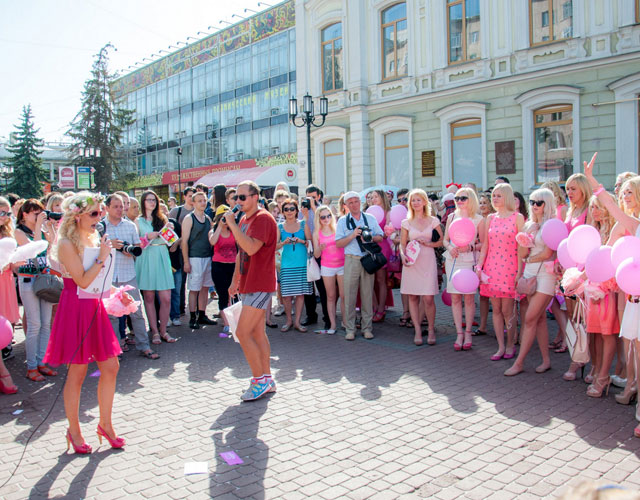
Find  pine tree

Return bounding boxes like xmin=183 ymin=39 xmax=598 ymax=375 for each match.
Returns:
xmin=68 ymin=43 xmax=134 ymax=193
xmin=5 ymin=105 xmax=48 ymax=198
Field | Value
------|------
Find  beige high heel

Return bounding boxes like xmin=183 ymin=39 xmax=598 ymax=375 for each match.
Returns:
xmin=586 ymin=376 xmax=611 ymax=398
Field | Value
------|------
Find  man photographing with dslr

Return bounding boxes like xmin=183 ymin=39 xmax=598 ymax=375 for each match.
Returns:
xmin=103 ymin=194 xmax=159 ymax=360
xmin=335 ymin=191 xmax=383 ymax=341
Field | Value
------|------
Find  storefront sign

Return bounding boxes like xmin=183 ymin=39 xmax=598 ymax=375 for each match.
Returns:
xmin=161 ymin=159 xmax=257 ymax=185
xmin=58 ymin=166 xmax=75 ymax=189
xmin=285 ymin=167 xmax=297 ymax=182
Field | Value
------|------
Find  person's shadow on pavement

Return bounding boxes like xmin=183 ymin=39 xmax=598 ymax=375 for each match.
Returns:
xmin=209 ymin=399 xmax=270 ymax=499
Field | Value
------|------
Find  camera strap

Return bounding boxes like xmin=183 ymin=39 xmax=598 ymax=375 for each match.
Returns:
xmin=347 ymin=213 xmax=373 ymax=255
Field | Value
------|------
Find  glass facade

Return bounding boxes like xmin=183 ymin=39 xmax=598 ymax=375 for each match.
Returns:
xmin=118 ymin=28 xmax=297 ymax=176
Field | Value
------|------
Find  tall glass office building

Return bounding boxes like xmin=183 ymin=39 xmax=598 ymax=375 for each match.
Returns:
xmin=111 ymin=1 xmax=297 ymax=196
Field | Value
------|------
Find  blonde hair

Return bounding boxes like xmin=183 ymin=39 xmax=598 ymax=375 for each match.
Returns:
xmin=46 ymin=194 xmax=64 ymax=212
xmin=54 ymin=191 xmax=102 ymax=259
xmin=541 ymin=180 xmax=566 ymax=208
xmin=527 ymin=188 xmax=556 ymax=225
xmin=407 ymin=189 xmax=431 ymax=219
xmin=589 ymin=194 xmax=616 ymax=243
xmin=565 ymin=173 xmax=592 ymax=219
xmin=491 ymin=183 xmax=516 ymax=212
xmin=313 ymin=205 xmax=336 ymax=239
xmin=620 ymin=177 xmax=640 ymax=217
xmin=274 ymin=189 xmax=289 ymax=201
xmin=0 ymin=196 xmax=14 ymax=238
xmin=454 ymin=188 xmax=479 ymax=218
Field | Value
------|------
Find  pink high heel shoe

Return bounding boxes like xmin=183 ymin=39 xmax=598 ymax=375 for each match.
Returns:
xmin=97 ymin=424 xmax=125 ymax=449
xmin=66 ymin=429 xmax=92 ymax=454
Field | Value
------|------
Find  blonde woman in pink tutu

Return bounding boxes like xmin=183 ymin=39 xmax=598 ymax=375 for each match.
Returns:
xmin=44 ymin=192 xmax=124 ymax=454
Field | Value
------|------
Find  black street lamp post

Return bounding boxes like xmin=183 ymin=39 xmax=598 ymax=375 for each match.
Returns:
xmin=289 ymin=93 xmax=328 ymax=184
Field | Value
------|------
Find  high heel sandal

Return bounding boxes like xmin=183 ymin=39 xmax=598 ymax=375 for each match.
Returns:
xmin=454 ymin=333 xmax=463 ymax=351
xmin=66 ymin=429 xmax=92 ymax=454
xmin=97 ymin=424 xmax=125 ymax=449
xmin=0 ymin=374 xmax=18 ymax=394
xmin=38 ymin=365 xmax=58 ymax=377
xmin=584 ymin=366 xmax=596 ymax=385
xmin=615 ymin=387 xmax=638 ymax=405
xmin=562 ymin=362 xmax=584 ymax=381
xmin=586 ymin=376 xmax=611 ymax=398
xmin=372 ymin=310 xmax=386 ymax=323
xmin=462 ymin=331 xmax=472 ymax=351
xmin=26 ymin=369 xmax=45 ymax=382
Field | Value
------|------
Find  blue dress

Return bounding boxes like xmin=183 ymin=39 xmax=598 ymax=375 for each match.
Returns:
xmin=278 ymin=221 xmax=313 ymax=297
xmin=135 ymin=218 xmax=174 ymax=291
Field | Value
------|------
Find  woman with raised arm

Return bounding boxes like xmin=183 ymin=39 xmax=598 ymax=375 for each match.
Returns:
xmin=43 ymin=192 xmax=124 ymax=454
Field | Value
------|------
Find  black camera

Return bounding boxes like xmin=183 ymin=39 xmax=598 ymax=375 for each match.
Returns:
xmin=301 ymin=198 xmax=312 ymax=210
xmin=118 ymin=241 xmax=142 ymax=257
xmin=360 ymin=226 xmax=373 ymax=243
xmin=45 ymin=210 xmax=63 ymax=221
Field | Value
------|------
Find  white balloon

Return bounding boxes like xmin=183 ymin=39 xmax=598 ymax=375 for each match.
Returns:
xmin=0 ymin=238 xmax=17 ymax=255
xmin=10 ymin=240 xmax=49 ymax=263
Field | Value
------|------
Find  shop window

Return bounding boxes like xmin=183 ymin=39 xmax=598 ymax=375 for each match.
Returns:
xmin=530 ymin=0 xmax=573 ymax=46
xmin=381 ymin=3 xmax=408 ymax=80
xmin=321 ymin=23 xmax=343 ymax=93
xmin=447 ymin=0 xmax=481 ymax=64
xmin=534 ymin=105 xmax=573 ymax=184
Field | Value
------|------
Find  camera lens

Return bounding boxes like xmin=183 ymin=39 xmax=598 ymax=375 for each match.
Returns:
xmin=44 ymin=210 xmax=63 ymax=221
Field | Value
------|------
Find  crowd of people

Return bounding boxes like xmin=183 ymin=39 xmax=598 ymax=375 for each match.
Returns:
xmin=1 ymin=152 xmax=640 ymax=450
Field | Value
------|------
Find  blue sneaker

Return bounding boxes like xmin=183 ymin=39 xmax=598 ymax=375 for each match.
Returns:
xmin=267 ymin=379 xmax=277 ymax=393
xmin=240 ymin=379 xmax=270 ymax=401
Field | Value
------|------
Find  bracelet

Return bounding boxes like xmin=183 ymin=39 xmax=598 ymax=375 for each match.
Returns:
xmin=593 ymin=185 xmax=605 ymax=196
xmin=95 ymin=258 xmax=105 ymax=268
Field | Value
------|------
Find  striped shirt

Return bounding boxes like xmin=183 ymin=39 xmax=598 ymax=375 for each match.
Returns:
xmin=103 ymin=217 xmax=141 ymax=282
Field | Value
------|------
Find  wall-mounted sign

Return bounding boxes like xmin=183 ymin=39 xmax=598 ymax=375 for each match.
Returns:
xmin=58 ymin=166 xmax=75 ymax=189
xmin=421 ymin=150 xmax=436 ymax=177
xmin=495 ymin=140 xmax=516 ymax=175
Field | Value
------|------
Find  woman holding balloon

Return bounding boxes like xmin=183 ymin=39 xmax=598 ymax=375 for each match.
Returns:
xmin=476 ymin=183 xmax=525 ymax=361
xmin=0 ymin=197 xmax=18 ymax=394
xmin=504 ymin=188 xmax=557 ymax=376
xmin=442 ymin=188 xmax=483 ymax=351
xmin=366 ymin=190 xmax=393 ymax=322
xmin=400 ymin=189 xmax=443 ymax=345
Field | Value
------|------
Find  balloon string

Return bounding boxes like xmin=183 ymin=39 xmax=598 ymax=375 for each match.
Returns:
xmin=448 ymin=258 xmax=457 ymax=283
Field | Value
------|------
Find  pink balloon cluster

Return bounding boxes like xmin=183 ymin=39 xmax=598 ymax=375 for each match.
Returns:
xmin=557 ymin=231 xmax=640 ymax=295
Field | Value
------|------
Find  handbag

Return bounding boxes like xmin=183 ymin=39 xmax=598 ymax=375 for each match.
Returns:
xmin=516 ymin=262 xmax=543 ymax=296
xmin=566 ymin=299 xmax=590 ymax=364
xmin=387 ymin=245 xmax=402 ymax=273
xmin=306 ymin=242 xmax=321 ymax=282
xmin=347 ymin=214 xmax=387 ymax=274
xmin=33 ymin=270 xmax=64 ymax=303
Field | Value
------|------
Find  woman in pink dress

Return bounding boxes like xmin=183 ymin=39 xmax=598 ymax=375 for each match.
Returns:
xmin=0 ymin=196 xmax=18 ymax=395
xmin=476 ymin=183 xmax=525 ymax=361
xmin=400 ymin=189 xmax=443 ymax=345
xmin=44 ymin=192 xmax=124 ymax=454
xmin=369 ymin=189 xmax=393 ymax=322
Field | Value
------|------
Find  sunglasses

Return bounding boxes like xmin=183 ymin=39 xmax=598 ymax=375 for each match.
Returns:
xmin=0 ymin=210 xmax=9 ymax=217
xmin=235 ymin=194 xmax=256 ymax=202
xmin=282 ymin=206 xmax=296 ymax=212
xmin=454 ymin=196 xmax=468 ymax=202
xmin=87 ymin=210 xmax=101 ymax=218
xmin=529 ymin=200 xmax=545 ymax=207
xmin=397 ymin=197 xmax=407 ymax=203
xmin=319 ymin=214 xmax=331 ymax=220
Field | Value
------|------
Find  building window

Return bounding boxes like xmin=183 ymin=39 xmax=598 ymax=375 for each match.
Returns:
xmin=447 ymin=0 xmax=481 ymax=64
xmin=321 ymin=23 xmax=343 ymax=93
xmin=534 ymin=105 xmax=573 ymax=184
xmin=384 ymin=131 xmax=410 ymax=187
xmin=530 ymin=0 xmax=573 ymax=46
xmin=323 ymin=140 xmax=344 ymax=197
xmin=637 ymin=0 xmax=640 ymax=24
xmin=451 ymin=119 xmax=482 ymax=188
xmin=381 ymin=3 xmax=408 ymax=80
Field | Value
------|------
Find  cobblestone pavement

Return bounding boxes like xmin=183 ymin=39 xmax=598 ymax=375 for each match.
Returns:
xmin=2 ymin=291 xmax=640 ymax=500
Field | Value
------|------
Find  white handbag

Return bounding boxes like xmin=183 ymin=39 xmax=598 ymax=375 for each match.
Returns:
xmin=306 ymin=242 xmax=321 ymax=282
xmin=222 ymin=300 xmax=243 ymax=343
xmin=566 ymin=299 xmax=590 ymax=364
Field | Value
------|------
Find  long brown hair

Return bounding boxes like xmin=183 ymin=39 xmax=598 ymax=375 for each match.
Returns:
xmin=140 ymin=190 xmax=167 ymax=231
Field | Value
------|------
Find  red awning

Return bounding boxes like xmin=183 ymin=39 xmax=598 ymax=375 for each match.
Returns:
xmin=161 ymin=159 xmax=257 ymax=185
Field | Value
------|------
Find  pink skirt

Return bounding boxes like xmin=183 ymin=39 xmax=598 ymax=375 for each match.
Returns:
xmin=44 ymin=278 xmax=121 ymax=365
xmin=0 ymin=269 xmax=19 ymax=324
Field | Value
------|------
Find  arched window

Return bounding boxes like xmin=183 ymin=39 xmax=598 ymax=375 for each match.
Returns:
xmin=533 ymin=105 xmax=573 ymax=184
xmin=447 ymin=0 xmax=481 ymax=64
xmin=381 ymin=3 xmax=408 ymax=80
xmin=323 ymin=139 xmax=344 ymax=196
xmin=321 ymin=23 xmax=343 ymax=93
xmin=451 ymin=119 xmax=482 ymax=187
xmin=384 ymin=130 xmax=410 ymax=187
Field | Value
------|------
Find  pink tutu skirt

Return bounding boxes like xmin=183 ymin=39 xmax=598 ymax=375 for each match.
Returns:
xmin=44 ymin=278 xmax=121 ymax=366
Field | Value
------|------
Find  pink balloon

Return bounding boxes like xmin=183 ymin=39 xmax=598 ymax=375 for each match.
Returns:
xmin=585 ymin=245 xmax=615 ymax=283
xmin=557 ymin=239 xmax=576 ymax=269
xmin=616 ymin=257 xmax=640 ymax=296
xmin=541 ymin=218 xmax=568 ymax=251
xmin=390 ymin=204 xmax=408 ymax=230
xmin=365 ymin=205 xmax=385 ymax=226
xmin=0 ymin=316 xmax=11 ymax=350
xmin=441 ymin=290 xmax=452 ymax=306
xmin=611 ymin=236 xmax=640 ymax=269
xmin=451 ymin=269 xmax=480 ymax=294
xmin=449 ymin=218 xmax=476 ymax=247
xmin=567 ymin=225 xmax=601 ymax=264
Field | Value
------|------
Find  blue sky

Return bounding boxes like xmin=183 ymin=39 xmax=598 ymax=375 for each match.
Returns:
xmin=0 ymin=0 xmax=269 ymax=142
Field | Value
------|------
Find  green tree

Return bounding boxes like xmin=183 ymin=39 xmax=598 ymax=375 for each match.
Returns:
xmin=5 ymin=105 xmax=49 ymax=198
xmin=68 ymin=43 xmax=134 ymax=193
